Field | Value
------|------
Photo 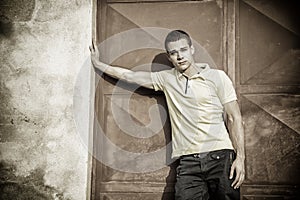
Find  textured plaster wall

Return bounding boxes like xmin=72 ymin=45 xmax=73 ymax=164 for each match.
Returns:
xmin=0 ymin=0 xmax=91 ymax=199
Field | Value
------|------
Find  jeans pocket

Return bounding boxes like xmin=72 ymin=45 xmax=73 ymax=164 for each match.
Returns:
xmin=209 ymin=150 xmax=227 ymax=160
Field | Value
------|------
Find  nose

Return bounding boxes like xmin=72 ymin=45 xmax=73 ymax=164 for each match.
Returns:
xmin=177 ymin=52 xmax=183 ymax=60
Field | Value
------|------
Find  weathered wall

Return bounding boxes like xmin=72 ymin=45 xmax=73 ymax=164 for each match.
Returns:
xmin=0 ymin=0 xmax=91 ymax=199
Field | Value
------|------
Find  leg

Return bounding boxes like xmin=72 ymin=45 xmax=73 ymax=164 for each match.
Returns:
xmin=206 ymin=150 xmax=240 ymax=200
xmin=175 ymin=156 xmax=209 ymax=200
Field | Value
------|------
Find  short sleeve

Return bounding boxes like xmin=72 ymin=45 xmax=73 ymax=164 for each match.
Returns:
xmin=216 ymin=71 xmax=237 ymax=105
xmin=151 ymin=71 xmax=165 ymax=91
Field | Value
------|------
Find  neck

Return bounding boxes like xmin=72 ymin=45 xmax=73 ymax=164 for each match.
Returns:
xmin=183 ymin=63 xmax=200 ymax=78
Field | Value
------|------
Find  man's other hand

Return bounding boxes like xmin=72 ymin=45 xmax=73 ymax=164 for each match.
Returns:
xmin=230 ymin=156 xmax=245 ymax=189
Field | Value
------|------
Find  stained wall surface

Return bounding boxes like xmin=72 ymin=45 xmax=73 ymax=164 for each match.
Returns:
xmin=0 ymin=0 xmax=91 ymax=199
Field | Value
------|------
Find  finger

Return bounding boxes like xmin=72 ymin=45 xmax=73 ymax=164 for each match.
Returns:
xmin=236 ymin=172 xmax=245 ymax=188
xmin=232 ymin=171 xmax=240 ymax=189
xmin=92 ymin=40 xmax=96 ymax=51
xmin=229 ymin=165 xmax=235 ymax=179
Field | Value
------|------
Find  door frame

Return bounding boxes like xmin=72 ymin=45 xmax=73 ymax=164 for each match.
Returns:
xmin=88 ymin=0 xmax=238 ymax=199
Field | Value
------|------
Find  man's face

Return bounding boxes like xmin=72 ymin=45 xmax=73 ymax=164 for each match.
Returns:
xmin=166 ymin=38 xmax=195 ymax=73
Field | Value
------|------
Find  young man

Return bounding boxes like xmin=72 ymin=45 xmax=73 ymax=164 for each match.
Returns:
xmin=90 ymin=30 xmax=245 ymax=200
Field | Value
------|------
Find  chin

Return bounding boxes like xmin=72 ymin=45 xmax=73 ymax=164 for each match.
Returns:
xmin=174 ymin=63 xmax=188 ymax=72
xmin=180 ymin=65 xmax=188 ymax=71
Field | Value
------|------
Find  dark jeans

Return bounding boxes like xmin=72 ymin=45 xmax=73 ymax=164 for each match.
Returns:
xmin=175 ymin=149 xmax=240 ymax=200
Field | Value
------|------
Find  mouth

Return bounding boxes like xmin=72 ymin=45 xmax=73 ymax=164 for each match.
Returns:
xmin=178 ymin=61 xmax=188 ymax=65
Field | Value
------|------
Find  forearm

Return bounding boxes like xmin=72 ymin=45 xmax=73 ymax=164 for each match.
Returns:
xmin=92 ymin=59 xmax=132 ymax=80
xmin=228 ymin=116 xmax=245 ymax=160
xmin=224 ymin=101 xmax=245 ymax=187
xmin=90 ymin=42 xmax=153 ymax=89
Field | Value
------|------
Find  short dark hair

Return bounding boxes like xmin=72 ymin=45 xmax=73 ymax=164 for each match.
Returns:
xmin=164 ymin=30 xmax=192 ymax=51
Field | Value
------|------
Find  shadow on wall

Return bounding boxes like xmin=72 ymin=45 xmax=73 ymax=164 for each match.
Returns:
xmin=93 ymin=52 xmax=178 ymax=199
xmin=152 ymin=53 xmax=177 ymax=200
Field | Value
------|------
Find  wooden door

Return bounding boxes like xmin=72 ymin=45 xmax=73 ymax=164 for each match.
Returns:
xmin=237 ymin=0 xmax=300 ymax=199
xmin=92 ymin=0 xmax=229 ymax=199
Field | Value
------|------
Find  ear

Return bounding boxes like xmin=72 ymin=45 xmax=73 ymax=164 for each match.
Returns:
xmin=191 ymin=45 xmax=195 ymax=55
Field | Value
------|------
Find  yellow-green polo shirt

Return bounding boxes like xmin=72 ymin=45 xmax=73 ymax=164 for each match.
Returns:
xmin=151 ymin=63 xmax=237 ymax=159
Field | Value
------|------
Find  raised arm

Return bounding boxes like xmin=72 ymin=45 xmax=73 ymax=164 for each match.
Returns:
xmin=224 ymin=100 xmax=245 ymax=189
xmin=89 ymin=41 xmax=154 ymax=89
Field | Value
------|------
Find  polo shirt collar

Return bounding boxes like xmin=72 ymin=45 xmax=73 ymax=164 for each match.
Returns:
xmin=177 ymin=63 xmax=210 ymax=80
